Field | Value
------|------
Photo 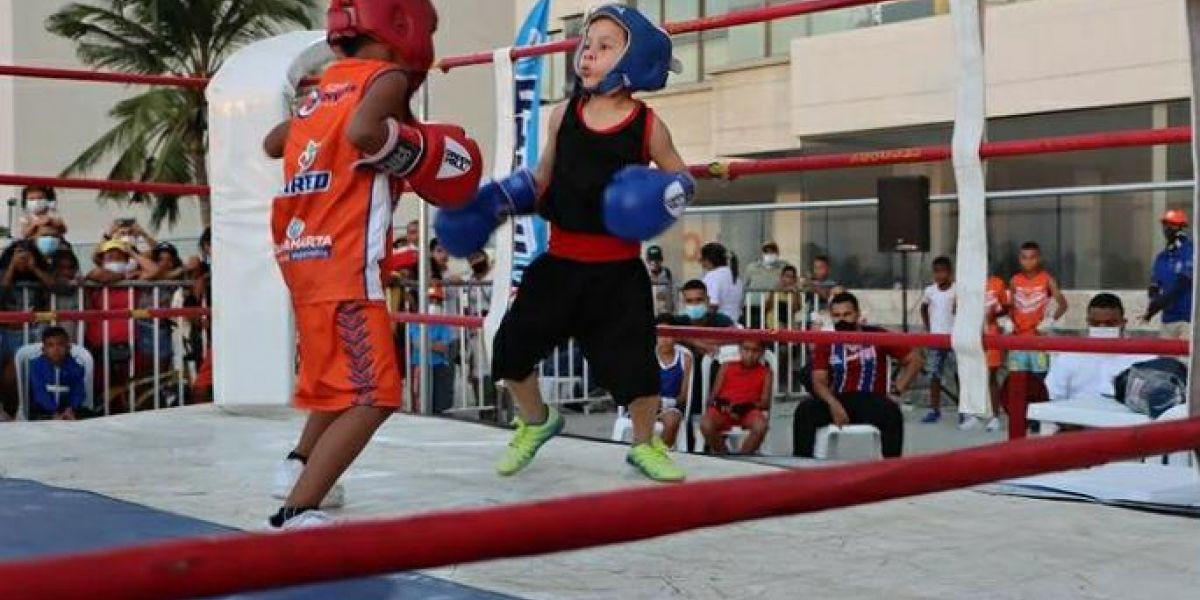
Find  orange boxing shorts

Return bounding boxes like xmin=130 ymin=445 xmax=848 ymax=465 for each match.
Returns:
xmin=293 ymin=300 xmax=403 ymax=411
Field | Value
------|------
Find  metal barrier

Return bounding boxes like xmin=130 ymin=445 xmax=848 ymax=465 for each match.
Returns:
xmin=2 ymin=280 xmax=204 ymax=419
xmin=390 ymin=281 xmax=821 ymax=419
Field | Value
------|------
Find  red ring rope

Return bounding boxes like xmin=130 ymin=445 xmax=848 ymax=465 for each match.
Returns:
xmin=1 ymin=126 xmax=1189 ymax=199
xmin=0 ymin=416 xmax=1196 ymax=600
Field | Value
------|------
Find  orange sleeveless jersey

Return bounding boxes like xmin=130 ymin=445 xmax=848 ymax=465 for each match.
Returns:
xmin=984 ymin=275 xmax=1008 ymax=332
xmin=1009 ymin=271 xmax=1052 ymax=335
xmin=271 ymin=58 xmax=402 ymax=306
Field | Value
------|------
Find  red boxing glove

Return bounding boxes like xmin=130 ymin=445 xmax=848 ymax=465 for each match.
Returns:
xmin=404 ymin=122 xmax=483 ymax=209
xmin=356 ymin=119 xmax=482 ymax=209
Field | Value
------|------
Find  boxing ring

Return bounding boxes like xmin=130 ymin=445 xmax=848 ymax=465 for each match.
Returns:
xmin=1 ymin=0 xmax=1200 ymax=598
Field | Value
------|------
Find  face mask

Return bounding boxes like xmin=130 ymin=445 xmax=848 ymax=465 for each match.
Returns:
xmin=202 ymin=254 xmax=211 ymax=265
xmin=1088 ymin=326 xmax=1121 ymax=339
xmin=683 ymin=304 xmax=707 ymax=321
xmin=103 ymin=261 xmax=129 ymax=274
xmin=26 ymin=200 xmax=49 ymax=214
xmin=35 ymin=236 xmax=60 ymax=257
xmin=428 ymin=304 xmax=444 ymax=315
xmin=762 ymin=253 xmax=779 ymax=266
xmin=833 ymin=320 xmax=858 ymax=332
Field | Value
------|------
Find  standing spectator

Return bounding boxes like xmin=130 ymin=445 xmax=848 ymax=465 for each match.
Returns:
xmin=1143 ymin=209 xmax=1193 ymax=339
xmin=1045 ymin=294 xmax=1149 ymax=402
xmin=1002 ymin=241 xmax=1067 ymax=438
xmin=654 ymin=313 xmax=692 ymax=449
xmin=15 ymin=185 xmax=68 ymax=241
xmin=802 ymin=255 xmax=839 ymax=328
xmin=1005 ymin=242 xmax=1067 ymax=385
xmin=766 ymin=265 xmax=803 ymax=330
xmin=919 ymin=256 xmax=956 ymax=424
xmin=645 ymin=245 xmax=675 ymax=316
xmin=0 ymin=240 xmax=56 ymax=419
xmin=464 ymin=250 xmax=495 ymax=406
xmin=743 ymin=241 xmax=791 ymax=328
xmin=408 ymin=286 xmax=457 ymax=415
xmin=700 ymin=339 xmax=771 ymax=455
xmin=27 ymin=326 xmax=87 ymax=421
xmin=50 ymin=244 xmax=84 ymax=341
xmin=184 ymin=227 xmax=211 ymax=277
xmin=85 ymin=239 xmax=159 ymax=413
xmin=429 ymin=237 xmax=449 ymax=282
xmin=150 ymin=242 xmax=187 ymax=280
xmin=977 ymin=272 xmax=1010 ymax=432
xmin=792 ymin=292 xmax=923 ymax=458
xmin=700 ymin=242 xmax=743 ymax=323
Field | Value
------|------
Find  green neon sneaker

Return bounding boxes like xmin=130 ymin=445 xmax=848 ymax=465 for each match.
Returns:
xmin=496 ymin=406 xmax=564 ymax=476
xmin=627 ymin=439 xmax=687 ymax=483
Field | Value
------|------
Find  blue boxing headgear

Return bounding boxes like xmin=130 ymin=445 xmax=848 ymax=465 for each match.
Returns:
xmin=575 ymin=3 xmax=681 ymax=95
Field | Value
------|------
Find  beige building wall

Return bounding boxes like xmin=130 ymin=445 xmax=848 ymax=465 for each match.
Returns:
xmin=791 ymin=0 xmax=1190 ymax=136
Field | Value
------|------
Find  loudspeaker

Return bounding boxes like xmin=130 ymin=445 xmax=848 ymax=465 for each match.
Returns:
xmin=876 ymin=175 xmax=930 ymax=252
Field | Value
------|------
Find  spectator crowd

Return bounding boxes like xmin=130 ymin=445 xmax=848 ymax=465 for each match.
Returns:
xmin=5 ymin=185 xmax=1190 ymax=464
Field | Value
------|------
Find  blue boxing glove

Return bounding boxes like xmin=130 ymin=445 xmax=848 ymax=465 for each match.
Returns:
xmin=434 ymin=168 xmax=539 ymax=257
xmin=602 ymin=166 xmax=694 ymax=241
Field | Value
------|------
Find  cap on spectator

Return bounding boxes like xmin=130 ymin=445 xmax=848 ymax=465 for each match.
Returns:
xmin=645 ymin=245 xmax=664 ymax=261
xmin=92 ymin=239 xmax=132 ymax=265
xmin=1161 ymin=209 xmax=1189 ymax=227
xmin=761 ymin=241 xmax=779 ymax=252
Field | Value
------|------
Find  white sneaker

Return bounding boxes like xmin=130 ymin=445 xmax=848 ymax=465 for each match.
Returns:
xmin=957 ymin=415 xmax=983 ymax=431
xmin=985 ymin=417 xmax=1002 ymax=432
xmin=264 ymin=509 xmax=334 ymax=531
xmin=271 ymin=458 xmax=346 ymax=509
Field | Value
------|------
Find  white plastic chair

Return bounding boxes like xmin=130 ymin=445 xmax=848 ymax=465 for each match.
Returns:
xmin=813 ymin=424 xmax=882 ymax=460
xmin=611 ymin=345 xmax=693 ymax=452
xmin=697 ymin=349 xmax=776 ymax=453
xmin=14 ymin=342 xmax=95 ymax=421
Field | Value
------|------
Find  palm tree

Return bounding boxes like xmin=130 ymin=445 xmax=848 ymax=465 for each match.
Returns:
xmin=47 ymin=0 xmax=316 ymax=228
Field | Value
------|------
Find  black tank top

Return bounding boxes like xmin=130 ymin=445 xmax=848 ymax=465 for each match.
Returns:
xmin=540 ymin=96 xmax=650 ymax=235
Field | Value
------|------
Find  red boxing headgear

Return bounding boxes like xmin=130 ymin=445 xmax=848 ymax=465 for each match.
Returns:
xmin=326 ymin=0 xmax=436 ymax=73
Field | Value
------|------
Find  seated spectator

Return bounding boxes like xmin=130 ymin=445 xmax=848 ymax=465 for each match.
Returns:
xmin=408 ymin=286 xmax=457 ymax=414
xmin=16 ymin=185 xmax=68 ymax=241
xmin=654 ymin=314 xmax=692 ymax=449
xmin=674 ymin=279 xmax=737 ymax=450
xmin=27 ymin=326 xmax=87 ymax=421
xmin=792 ymin=292 xmax=923 ymax=459
xmin=700 ymin=339 xmax=771 ymax=455
xmin=1044 ymin=293 xmax=1149 ymax=402
xmin=677 ymin=279 xmax=736 ymax=354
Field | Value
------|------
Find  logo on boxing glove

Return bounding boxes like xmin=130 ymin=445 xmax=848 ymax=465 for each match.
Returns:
xmin=437 ymin=138 xmax=475 ymax=180
xmin=662 ymin=180 xmax=688 ymax=218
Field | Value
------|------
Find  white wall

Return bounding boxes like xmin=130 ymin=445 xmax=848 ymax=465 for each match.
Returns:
xmin=3 ymin=0 xmax=204 ymax=243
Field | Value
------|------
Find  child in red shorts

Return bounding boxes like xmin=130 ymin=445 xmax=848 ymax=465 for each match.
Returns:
xmin=700 ymin=340 xmax=771 ymax=455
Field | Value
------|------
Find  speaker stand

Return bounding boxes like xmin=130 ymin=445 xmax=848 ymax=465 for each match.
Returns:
xmin=894 ymin=244 xmax=919 ymax=332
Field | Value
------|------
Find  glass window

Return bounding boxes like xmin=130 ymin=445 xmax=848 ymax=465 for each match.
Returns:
xmin=880 ymin=0 xmax=936 ymax=25
xmin=768 ymin=0 xmax=809 ymax=57
xmin=703 ymin=0 xmax=766 ymax=70
xmin=541 ymin=30 xmax=568 ymax=103
xmin=1167 ymin=99 xmax=1192 ymax=181
xmin=665 ymin=0 xmax=700 ymax=84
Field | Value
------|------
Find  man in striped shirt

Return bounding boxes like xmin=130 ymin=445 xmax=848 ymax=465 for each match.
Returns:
xmin=792 ymin=292 xmax=923 ymax=458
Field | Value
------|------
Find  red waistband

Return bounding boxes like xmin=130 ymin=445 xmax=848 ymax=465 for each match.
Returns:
xmin=548 ymin=226 xmax=640 ymax=263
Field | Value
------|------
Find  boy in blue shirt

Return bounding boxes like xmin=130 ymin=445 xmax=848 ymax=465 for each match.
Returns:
xmin=28 ymin=326 xmax=86 ymax=420
xmin=408 ymin=286 xmax=458 ymax=414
